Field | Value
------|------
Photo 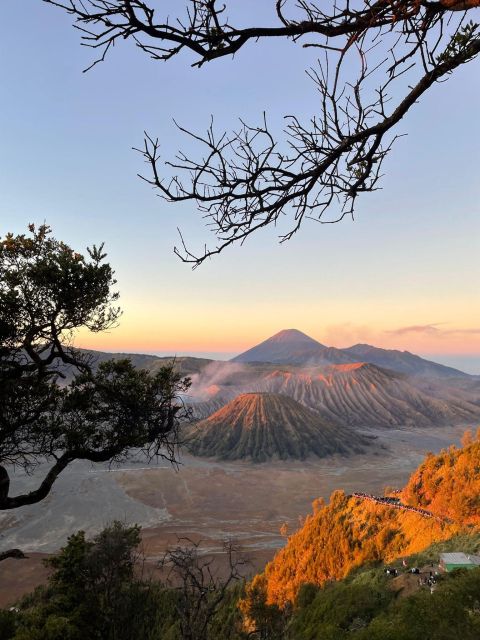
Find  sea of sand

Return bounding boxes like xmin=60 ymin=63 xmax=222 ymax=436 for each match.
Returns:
xmin=0 ymin=425 xmax=467 ymax=606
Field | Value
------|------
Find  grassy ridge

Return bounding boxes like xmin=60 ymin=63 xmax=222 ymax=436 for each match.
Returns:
xmin=257 ymin=431 xmax=480 ymax=606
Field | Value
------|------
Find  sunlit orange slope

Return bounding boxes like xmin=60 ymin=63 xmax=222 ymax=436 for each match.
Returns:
xmin=256 ymin=431 xmax=480 ymax=606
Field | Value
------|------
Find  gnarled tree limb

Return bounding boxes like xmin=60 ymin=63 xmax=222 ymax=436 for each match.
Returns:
xmin=43 ymin=2 xmax=480 ymax=265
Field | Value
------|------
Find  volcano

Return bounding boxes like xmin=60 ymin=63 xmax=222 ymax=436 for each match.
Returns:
xmin=188 ymin=361 xmax=480 ymax=427
xmin=232 ymin=329 xmax=470 ymax=378
xmin=186 ymin=392 xmax=370 ymax=462
xmin=231 ymin=329 xmax=355 ymax=366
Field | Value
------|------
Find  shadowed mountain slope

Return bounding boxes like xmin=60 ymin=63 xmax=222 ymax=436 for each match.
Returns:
xmin=187 ymin=392 xmax=369 ymax=462
xmin=342 ymin=343 xmax=468 ymax=379
xmin=56 ymin=350 xmax=214 ymax=384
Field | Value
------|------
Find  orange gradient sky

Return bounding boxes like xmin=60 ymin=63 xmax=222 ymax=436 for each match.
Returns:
xmin=76 ymin=293 xmax=480 ymax=357
xmin=2 ymin=3 xmax=479 ymax=371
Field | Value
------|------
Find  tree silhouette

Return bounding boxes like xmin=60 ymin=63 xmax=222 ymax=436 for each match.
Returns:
xmin=159 ymin=537 xmax=248 ymax=640
xmin=0 ymin=225 xmax=190 ymax=559
xmin=44 ymin=1 xmax=480 ymax=266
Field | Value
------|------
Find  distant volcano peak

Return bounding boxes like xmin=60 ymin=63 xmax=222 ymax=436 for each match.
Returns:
xmin=231 ymin=331 xmax=469 ymax=378
xmin=231 ymin=329 xmax=352 ymax=366
xmin=270 ymin=329 xmax=322 ymax=344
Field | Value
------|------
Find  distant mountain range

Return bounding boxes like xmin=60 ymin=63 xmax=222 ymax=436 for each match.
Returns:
xmin=66 ymin=331 xmax=480 ymax=461
xmin=58 ymin=351 xmax=212 ymax=385
xmin=186 ymin=392 xmax=370 ymax=462
xmin=74 ymin=328 xmax=473 ymax=382
xmin=342 ymin=343 xmax=468 ymax=379
xmin=232 ymin=329 xmax=469 ymax=379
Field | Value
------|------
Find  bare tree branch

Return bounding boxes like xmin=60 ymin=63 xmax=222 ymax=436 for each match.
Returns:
xmin=137 ymin=26 xmax=480 ymax=265
xmin=44 ymin=2 xmax=480 ymax=265
xmin=160 ymin=537 xmax=249 ymax=640
xmin=43 ymin=0 xmax=475 ymax=68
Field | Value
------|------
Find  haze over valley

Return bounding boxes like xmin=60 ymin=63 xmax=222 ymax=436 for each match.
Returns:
xmin=1 ymin=327 xmax=478 ymax=601
xmin=71 ymin=328 xmax=480 ymax=433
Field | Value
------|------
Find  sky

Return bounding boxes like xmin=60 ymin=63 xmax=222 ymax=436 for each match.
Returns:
xmin=1 ymin=2 xmax=479 ymax=372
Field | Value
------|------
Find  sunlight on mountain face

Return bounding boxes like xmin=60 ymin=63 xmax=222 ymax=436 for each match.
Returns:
xmin=257 ymin=433 xmax=480 ymax=606
xmin=333 ymin=362 xmax=368 ymax=371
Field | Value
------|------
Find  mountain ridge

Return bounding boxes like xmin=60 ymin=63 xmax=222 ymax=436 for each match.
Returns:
xmin=252 ymin=433 xmax=480 ymax=606
xmin=342 ymin=343 xmax=468 ymax=379
xmin=189 ymin=360 xmax=480 ymax=427
xmin=232 ymin=329 xmax=470 ymax=378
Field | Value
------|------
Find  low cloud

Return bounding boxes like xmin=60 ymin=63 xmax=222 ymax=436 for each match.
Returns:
xmin=188 ymin=360 xmax=247 ymax=401
xmin=388 ymin=324 xmax=480 ymax=337
xmin=387 ymin=323 xmax=444 ymax=337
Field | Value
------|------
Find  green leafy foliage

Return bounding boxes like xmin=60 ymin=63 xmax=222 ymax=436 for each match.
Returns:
xmin=3 ymin=523 xmax=178 ymax=640
xmin=3 ymin=529 xmax=480 ymax=639
xmin=357 ymin=568 xmax=480 ymax=640
xmin=0 ymin=524 xmax=249 ymax=640
xmin=0 ymin=223 xmax=119 ymax=472
xmin=0 ymin=225 xmax=190 ymax=512
xmin=437 ymin=21 xmax=480 ymax=64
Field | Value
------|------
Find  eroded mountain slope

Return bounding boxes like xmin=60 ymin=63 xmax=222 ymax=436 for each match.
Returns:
xmin=190 ymin=363 xmax=480 ymax=427
xmin=187 ymin=392 xmax=370 ymax=461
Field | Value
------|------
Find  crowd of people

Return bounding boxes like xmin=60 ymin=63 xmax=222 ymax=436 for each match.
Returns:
xmin=384 ymin=563 xmax=440 ymax=594
xmin=351 ymin=492 xmax=451 ymax=523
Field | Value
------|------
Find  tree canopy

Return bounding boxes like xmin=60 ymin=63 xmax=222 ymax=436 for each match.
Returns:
xmin=0 ymin=225 xmax=190 ymax=557
xmin=44 ymin=0 xmax=480 ymax=265
xmin=5 ymin=522 xmax=167 ymax=640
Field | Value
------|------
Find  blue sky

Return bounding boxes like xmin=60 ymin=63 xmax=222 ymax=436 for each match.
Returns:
xmin=1 ymin=1 xmax=479 ymax=372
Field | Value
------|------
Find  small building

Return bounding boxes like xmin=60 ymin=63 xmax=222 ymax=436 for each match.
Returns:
xmin=439 ymin=552 xmax=480 ymax=572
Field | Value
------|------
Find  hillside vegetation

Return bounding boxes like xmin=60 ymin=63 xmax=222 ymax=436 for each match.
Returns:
xmin=5 ymin=528 xmax=480 ymax=640
xmin=260 ymin=491 xmax=459 ymax=605
xmin=284 ymin=545 xmax=480 ymax=640
xmin=3 ymin=434 xmax=480 ymax=639
xmin=402 ymin=430 xmax=480 ymax=525
xmin=257 ymin=431 xmax=480 ymax=606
